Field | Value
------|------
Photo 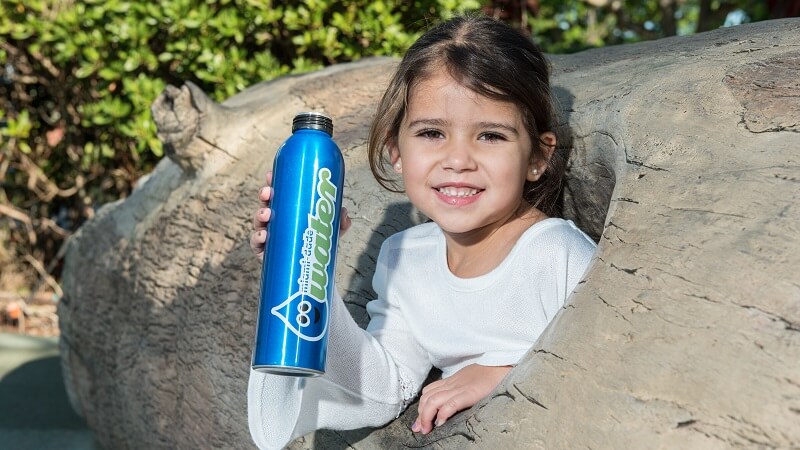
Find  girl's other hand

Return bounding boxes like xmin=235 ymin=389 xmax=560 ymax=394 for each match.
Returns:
xmin=411 ymin=364 xmax=512 ymax=434
xmin=249 ymin=171 xmax=274 ymax=259
xmin=250 ymin=171 xmax=352 ymax=259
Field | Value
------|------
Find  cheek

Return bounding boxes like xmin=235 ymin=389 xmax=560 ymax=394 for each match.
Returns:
xmin=398 ymin=153 xmax=430 ymax=178
xmin=401 ymin=163 xmax=426 ymax=192
xmin=494 ymin=155 xmax=529 ymax=179
xmin=491 ymin=157 xmax=530 ymax=196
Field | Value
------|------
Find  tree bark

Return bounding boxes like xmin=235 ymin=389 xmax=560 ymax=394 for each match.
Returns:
xmin=58 ymin=19 xmax=800 ymax=449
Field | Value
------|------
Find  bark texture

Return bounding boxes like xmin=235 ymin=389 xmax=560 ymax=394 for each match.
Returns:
xmin=58 ymin=19 xmax=800 ymax=449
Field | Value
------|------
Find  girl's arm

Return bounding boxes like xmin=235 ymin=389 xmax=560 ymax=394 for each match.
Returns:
xmin=248 ymin=288 xmax=429 ymax=449
xmin=248 ymin=175 xmax=432 ymax=449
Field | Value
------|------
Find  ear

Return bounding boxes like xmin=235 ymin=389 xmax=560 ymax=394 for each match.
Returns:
xmin=389 ymin=139 xmax=402 ymax=173
xmin=526 ymin=131 xmax=556 ymax=182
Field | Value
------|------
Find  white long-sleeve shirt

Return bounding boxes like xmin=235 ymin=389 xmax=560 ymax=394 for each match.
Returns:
xmin=248 ymin=218 xmax=596 ymax=449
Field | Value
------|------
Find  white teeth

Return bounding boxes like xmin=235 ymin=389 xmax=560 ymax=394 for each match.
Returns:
xmin=437 ymin=187 xmax=479 ymax=197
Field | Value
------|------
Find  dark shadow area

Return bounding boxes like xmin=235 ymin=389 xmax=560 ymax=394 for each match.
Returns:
xmin=553 ymin=84 xmax=614 ymax=242
xmin=550 ymin=84 xmax=575 ymax=221
xmin=0 ymin=356 xmax=87 ymax=430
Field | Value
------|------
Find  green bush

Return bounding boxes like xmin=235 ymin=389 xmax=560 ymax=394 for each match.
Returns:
xmin=0 ymin=0 xmax=481 ymax=295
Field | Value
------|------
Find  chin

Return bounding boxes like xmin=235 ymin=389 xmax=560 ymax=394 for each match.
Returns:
xmin=434 ymin=220 xmax=482 ymax=235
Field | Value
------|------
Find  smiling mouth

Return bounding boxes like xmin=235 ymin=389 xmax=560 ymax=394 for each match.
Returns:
xmin=435 ymin=186 xmax=483 ymax=197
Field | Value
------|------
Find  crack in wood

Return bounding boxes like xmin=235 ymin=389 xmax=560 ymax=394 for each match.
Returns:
xmin=512 ymin=384 xmax=548 ymax=410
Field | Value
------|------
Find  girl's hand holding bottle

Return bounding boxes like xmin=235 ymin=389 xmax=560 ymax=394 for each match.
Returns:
xmin=250 ymin=171 xmax=352 ymax=259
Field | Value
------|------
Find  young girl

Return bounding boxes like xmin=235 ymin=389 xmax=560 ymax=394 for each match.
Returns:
xmin=249 ymin=14 xmax=596 ymax=449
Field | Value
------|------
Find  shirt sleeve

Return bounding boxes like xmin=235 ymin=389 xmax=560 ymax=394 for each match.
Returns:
xmin=248 ymin=244 xmax=432 ymax=450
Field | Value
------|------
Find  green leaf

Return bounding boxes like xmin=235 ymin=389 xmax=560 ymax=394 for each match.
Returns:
xmin=83 ymin=46 xmax=100 ymax=62
xmin=75 ymin=64 xmax=96 ymax=79
xmin=181 ymin=18 xmax=201 ymax=29
xmin=123 ymin=57 xmax=140 ymax=72
xmin=149 ymin=138 xmax=163 ymax=157
xmin=98 ymin=67 xmax=119 ymax=80
xmin=100 ymin=143 xmax=114 ymax=158
xmin=91 ymin=114 xmax=113 ymax=126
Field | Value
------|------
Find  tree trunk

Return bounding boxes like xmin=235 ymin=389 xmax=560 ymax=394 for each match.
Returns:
xmin=58 ymin=19 xmax=800 ymax=449
xmin=697 ymin=0 xmax=737 ymax=32
xmin=660 ymin=0 xmax=677 ymax=36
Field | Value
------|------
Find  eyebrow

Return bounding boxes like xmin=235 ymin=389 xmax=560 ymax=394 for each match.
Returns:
xmin=406 ymin=119 xmax=520 ymax=136
xmin=406 ymin=118 xmax=447 ymax=128
xmin=477 ymin=121 xmax=519 ymax=136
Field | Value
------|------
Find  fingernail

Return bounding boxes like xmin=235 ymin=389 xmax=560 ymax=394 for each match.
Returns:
xmin=411 ymin=421 xmax=420 ymax=432
xmin=435 ymin=419 xmax=444 ymax=427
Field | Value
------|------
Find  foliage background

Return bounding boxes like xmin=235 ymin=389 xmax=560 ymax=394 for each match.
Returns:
xmin=0 ymin=0 xmax=789 ymax=301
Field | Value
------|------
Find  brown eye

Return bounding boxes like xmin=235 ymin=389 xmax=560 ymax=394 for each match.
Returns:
xmin=418 ymin=129 xmax=443 ymax=139
xmin=479 ymin=132 xmax=506 ymax=142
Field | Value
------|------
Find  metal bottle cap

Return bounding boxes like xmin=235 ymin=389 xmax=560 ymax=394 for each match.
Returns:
xmin=292 ymin=112 xmax=334 ymax=136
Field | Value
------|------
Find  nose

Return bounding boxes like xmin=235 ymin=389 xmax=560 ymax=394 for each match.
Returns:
xmin=440 ymin=138 xmax=476 ymax=173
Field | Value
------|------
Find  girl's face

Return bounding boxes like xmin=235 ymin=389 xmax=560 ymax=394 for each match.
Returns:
xmin=390 ymin=72 xmax=553 ymax=239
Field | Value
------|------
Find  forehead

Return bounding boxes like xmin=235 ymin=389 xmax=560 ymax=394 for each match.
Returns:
xmin=406 ymin=72 xmax=522 ymax=121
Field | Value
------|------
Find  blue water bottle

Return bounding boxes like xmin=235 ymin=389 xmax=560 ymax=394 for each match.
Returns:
xmin=252 ymin=112 xmax=344 ymax=376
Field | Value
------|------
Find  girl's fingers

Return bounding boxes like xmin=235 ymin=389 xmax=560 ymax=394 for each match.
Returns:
xmin=421 ymin=377 xmax=445 ymax=396
xmin=253 ymin=173 xmax=351 ymax=259
xmin=250 ymin=172 xmax=273 ymax=261
xmin=253 ymin=207 xmax=271 ymax=230
xmin=417 ymin=379 xmax=446 ymax=423
xmin=415 ymin=389 xmax=472 ymax=434
xmin=430 ymin=392 xmax=471 ymax=430
xmin=250 ymin=230 xmax=267 ymax=258
xmin=258 ymin=186 xmax=272 ymax=207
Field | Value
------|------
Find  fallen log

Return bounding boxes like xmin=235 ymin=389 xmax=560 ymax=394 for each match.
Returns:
xmin=59 ymin=18 xmax=800 ymax=449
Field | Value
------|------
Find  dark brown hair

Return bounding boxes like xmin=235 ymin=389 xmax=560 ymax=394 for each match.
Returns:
xmin=367 ymin=14 xmax=566 ymax=217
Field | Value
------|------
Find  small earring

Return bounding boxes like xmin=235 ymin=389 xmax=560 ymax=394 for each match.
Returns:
xmin=531 ymin=168 xmax=539 ymax=175
xmin=394 ymin=162 xmax=402 ymax=170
